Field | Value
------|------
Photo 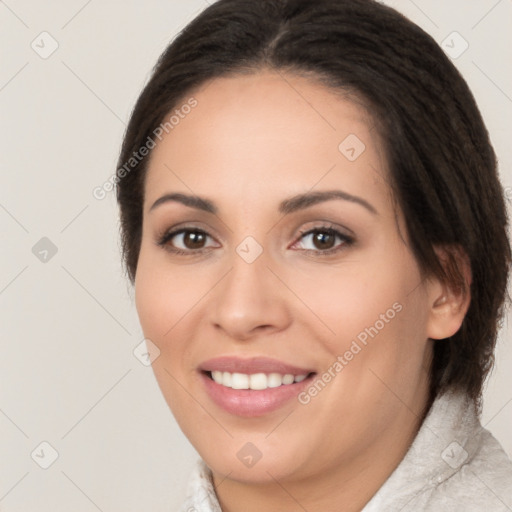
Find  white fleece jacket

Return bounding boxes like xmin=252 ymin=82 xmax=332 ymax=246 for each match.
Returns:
xmin=178 ymin=388 xmax=512 ymax=511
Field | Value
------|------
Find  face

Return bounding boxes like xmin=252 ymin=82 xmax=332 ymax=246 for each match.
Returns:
xmin=135 ymin=70 xmax=436 ymax=487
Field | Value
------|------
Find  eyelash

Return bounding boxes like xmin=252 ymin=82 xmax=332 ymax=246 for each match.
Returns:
xmin=156 ymin=224 xmax=354 ymax=257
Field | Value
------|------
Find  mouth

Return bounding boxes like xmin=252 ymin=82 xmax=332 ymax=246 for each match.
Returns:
xmin=204 ymin=370 xmax=314 ymax=390
xmin=198 ymin=356 xmax=317 ymax=417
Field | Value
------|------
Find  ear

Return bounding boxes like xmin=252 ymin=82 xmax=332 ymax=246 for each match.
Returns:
xmin=426 ymin=245 xmax=472 ymax=340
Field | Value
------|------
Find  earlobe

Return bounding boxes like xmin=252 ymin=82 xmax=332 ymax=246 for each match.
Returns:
xmin=426 ymin=245 xmax=472 ymax=340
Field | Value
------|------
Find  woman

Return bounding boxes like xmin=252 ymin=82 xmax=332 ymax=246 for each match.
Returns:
xmin=115 ymin=0 xmax=512 ymax=510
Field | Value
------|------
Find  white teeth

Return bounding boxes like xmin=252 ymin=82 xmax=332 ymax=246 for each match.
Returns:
xmin=282 ymin=374 xmax=295 ymax=385
xmin=209 ymin=371 xmax=309 ymax=390
xmin=249 ymin=373 xmax=267 ymax=390
xmin=211 ymin=371 xmax=223 ymax=384
xmin=267 ymin=373 xmax=283 ymax=388
xmin=222 ymin=371 xmax=232 ymax=387
xmin=231 ymin=372 xmax=250 ymax=389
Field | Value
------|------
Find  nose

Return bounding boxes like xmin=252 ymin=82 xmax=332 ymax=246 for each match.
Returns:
xmin=209 ymin=246 xmax=292 ymax=341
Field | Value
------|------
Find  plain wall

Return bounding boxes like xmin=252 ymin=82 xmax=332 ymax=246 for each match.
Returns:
xmin=1 ymin=0 xmax=511 ymax=510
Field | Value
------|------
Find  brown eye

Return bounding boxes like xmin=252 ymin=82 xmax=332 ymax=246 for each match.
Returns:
xmin=157 ymin=228 xmax=216 ymax=254
xmin=311 ymin=231 xmax=336 ymax=250
xmin=293 ymin=226 xmax=354 ymax=256
xmin=182 ymin=231 xmax=207 ymax=249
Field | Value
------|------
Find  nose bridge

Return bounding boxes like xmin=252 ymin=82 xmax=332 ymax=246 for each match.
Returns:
xmin=209 ymin=234 xmax=291 ymax=338
xmin=222 ymin=236 xmax=272 ymax=309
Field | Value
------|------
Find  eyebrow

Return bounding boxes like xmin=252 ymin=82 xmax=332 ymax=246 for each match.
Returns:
xmin=149 ymin=190 xmax=378 ymax=216
xmin=150 ymin=193 xmax=217 ymax=214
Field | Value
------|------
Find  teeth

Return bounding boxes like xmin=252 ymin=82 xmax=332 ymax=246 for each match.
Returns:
xmin=231 ymin=373 xmax=249 ymax=389
xmin=249 ymin=373 xmax=267 ymax=390
xmin=268 ymin=373 xmax=283 ymax=388
xmin=282 ymin=374 xmax=294 ymax=385
xmin=222 ymin=371 xmax=232 ymax=387
xmin=209 ymin=371 xmax=309 ymax=390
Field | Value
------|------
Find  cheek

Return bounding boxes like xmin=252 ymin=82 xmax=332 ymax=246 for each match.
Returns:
xmin=134 ymin=248 xmax=220 ymax=391
xmin=134 ymin=254 xmax=201 ymax=415
xmin=295 ymin=252 xmax=429 ymax=387
xmin=135 ymin=265 xmax=168 ymax=341
xmin=293 ymin=269 xmax=430 ymax=460
xmin=290 ymin=260 xmax=409 ymax=346
xmin=135 ymin=247 xmax=199 ymax=340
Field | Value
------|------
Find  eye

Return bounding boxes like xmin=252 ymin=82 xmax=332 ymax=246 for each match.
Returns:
xmin=292 ymin=225 xmax=354 ymax=256
xmin=156 ymin=224 xmax=354 ymax=257
xmin=156 ymin=228 xmax=218 ymax=255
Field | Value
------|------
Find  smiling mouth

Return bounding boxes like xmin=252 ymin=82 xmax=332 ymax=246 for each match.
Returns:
xmin=203 ymin=370 xmax=317 ymax=390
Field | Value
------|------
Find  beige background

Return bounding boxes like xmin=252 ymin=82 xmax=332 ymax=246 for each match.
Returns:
xmin=1 ymin=0 xmax=511 ymax=510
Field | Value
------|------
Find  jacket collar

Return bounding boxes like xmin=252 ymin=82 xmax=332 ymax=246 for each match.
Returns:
xmin=179 ymin=389 xmax=480 ymax=511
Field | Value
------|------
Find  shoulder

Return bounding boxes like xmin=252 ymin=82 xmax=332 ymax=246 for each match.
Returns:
xmin=419 ymin=426 xmax=512 ymax=511
xmin=363 ymin=389 xmax=512 ymax=511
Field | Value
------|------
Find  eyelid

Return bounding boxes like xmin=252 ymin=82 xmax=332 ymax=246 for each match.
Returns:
xmin=155 ymin=219 xmax=219 ymax=242
xmin=156 ymin=221 xmax=355 ymax=256
xmin=156 ymin=226 xmax=219 ymax=251
xmin=290 ymin=223 xmax=354 ymax=253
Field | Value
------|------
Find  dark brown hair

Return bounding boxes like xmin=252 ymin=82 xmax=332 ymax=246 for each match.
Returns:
xmin=116 ymin=0 xmax=511 ymax=406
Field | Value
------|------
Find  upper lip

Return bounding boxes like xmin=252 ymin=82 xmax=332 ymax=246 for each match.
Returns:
xmin=199 ymin=356 xmax=315 ymax=375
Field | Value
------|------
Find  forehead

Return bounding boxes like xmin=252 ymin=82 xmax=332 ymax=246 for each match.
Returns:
xmin=144 ymin=70 xmax=390 ymax=213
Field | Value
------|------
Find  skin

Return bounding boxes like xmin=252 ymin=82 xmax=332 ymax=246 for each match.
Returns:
xmin=134 ymin=70 xmax=471 ymax=511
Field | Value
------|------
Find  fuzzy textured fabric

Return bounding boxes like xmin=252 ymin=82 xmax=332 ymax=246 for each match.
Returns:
xmin=178 ymin=389 xmax=512 ymax=511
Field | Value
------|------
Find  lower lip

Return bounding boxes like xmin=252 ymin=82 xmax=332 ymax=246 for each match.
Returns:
xmin=200 ymin=372 xmax=315 ymax=417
